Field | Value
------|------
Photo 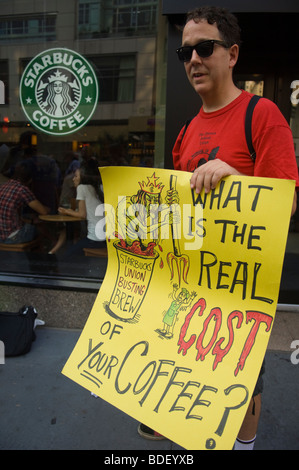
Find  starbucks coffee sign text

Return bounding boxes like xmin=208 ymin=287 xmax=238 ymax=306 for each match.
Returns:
xmin=20 ymin=48 xmax=99 ymax=136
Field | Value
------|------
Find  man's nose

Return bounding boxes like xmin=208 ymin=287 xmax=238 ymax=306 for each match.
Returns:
xmin=190 ymin=48 xmax=203 ymax=63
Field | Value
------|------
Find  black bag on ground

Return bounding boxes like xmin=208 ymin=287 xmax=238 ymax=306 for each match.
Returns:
xmin=0 ymin=306 xmax=37 ymax=356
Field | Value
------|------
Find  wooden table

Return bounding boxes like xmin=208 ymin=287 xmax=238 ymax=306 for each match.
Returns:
xmin=39 ymin=214 xmax=86 ymax=247
xmin=39 ymin=214 xmax=85 ymax=223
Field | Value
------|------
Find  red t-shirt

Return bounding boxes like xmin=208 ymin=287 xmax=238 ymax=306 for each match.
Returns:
xmin=173 ymin=90 xmax=299 ymax=188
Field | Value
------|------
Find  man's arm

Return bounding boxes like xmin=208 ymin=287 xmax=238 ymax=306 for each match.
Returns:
xmin=28 ymin=199 xmax=50 ymax=215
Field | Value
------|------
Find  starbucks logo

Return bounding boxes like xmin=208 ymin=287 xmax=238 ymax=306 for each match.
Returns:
xmin=20 ymin=48 xmax=99 ymax=136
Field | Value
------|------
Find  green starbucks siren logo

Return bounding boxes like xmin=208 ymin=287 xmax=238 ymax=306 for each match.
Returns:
xmin=20 ymin=48 xmax=99 ymax=136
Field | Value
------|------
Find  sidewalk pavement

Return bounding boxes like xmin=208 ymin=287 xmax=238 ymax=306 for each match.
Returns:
xmin=0 ymin=311 xmax=298 ymax=451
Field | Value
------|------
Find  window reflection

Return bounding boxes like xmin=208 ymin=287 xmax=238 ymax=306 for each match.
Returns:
xmin=0 ymin=14 xmax=57 ymax=42
xmin=0 ymin=0 xmax=164 ymax=285
xmin=235 ymin=77 xmax=264 ymax=97
xmin=289 ymin=81 xmax=299 ymax=251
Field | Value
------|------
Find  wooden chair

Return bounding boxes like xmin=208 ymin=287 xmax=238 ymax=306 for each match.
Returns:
xmin=0 ymin=238 xmax=40 ymax=252
xmin=83 ymin=247 xmax=108 ymax=258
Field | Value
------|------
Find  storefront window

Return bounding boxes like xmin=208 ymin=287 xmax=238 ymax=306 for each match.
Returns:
xmin=0 ymin=0 xmax=166 ymax=290
xmin=0 ymin=13 xmax=57 ymax=42
xmin=77 ymin=0 xmax=158 ymax=39
xmin=288 ymin=81 xmax=299 ymax=262
xmin=113 ymin=1 xmax=158 ymax=35
xmin=290 ymin=81 xmax=299 ymax=153
xmin=91 ymin=55 xmax=136 ymax=102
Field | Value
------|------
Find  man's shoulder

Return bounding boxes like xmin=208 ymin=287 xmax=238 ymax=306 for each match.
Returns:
xmin=251 ymin=94 xmax=288 ymax=126
xmin=0 ymin=178 xmax=21 ymax=193
xmin=253 ymin=95 xmax=278 ymax=111
xmin=234 ymin=90 xmax=278 ymax=113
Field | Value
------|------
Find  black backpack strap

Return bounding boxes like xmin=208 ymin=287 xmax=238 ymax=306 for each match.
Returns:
xmin=181 ymin=117 xmax=194 ymax=140
xmin=245 ymin=95 xmax=261 ymax=162
xmin=182 ymin=97 xmax=261 ymax=163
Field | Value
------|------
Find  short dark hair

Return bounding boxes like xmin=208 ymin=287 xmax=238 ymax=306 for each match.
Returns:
xmin=185 ymin=6 xmax=241 ymax=47
xmin=12 ymin=161 xmax=33 ymax=185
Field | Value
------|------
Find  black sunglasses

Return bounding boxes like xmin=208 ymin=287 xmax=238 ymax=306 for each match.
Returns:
xmin=176 ymin=39 xmax=228 ymax=62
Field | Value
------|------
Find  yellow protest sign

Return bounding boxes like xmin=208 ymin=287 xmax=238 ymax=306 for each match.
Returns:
xmin=62 ymin=166 xmax=295 ymax=450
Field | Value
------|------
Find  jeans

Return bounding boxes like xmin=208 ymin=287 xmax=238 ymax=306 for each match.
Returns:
xmin=3 ymin=224 xmax=37 ymax=244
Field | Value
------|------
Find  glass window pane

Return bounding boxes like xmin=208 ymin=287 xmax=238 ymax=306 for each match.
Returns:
xmin=0 ymin=0 xmax=164 ymax=290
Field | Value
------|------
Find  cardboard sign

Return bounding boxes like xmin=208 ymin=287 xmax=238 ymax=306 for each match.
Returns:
xmin=62 ymin=167 xmax=294 ymax=450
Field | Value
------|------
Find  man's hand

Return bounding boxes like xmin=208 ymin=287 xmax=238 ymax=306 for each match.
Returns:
xmin=190 ymin=159 xmax=243 ymax=194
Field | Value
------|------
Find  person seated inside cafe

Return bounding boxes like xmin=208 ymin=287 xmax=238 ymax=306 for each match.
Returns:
xmin=51 ymin=159 xmax=106 ymax=257
xmin=0 ymin=162 xmax=49 ymax=244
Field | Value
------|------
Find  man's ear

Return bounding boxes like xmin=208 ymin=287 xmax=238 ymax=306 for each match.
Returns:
xmin=229 ymin=44 xmax=239 ymax=69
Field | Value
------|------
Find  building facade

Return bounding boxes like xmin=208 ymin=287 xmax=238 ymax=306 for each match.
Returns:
xmin=0 ymin=0 xmax=298 ymax=316
xmin=0 ymin=0 xmax=166 ymax=169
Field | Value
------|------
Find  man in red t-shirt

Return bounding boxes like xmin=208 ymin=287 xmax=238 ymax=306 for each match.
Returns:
xmin=173 ymin=8 xmax=298 ymax=215
xmin=139 ymin=6 xmax=299 ymax=448
xmin=174 ymin=6 xmax=298 ymax=450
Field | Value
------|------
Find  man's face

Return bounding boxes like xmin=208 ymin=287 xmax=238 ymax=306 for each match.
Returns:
xmin=182 ymin=19 xmax=238 ymax=99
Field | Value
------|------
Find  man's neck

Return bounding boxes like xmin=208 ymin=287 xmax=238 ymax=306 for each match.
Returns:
xmin=201 ymin=85 xmax=241 ymax=113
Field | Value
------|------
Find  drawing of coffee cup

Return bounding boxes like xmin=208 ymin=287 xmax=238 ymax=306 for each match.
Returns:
xmin=106 ymin=242 xmax=159 ymax=323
